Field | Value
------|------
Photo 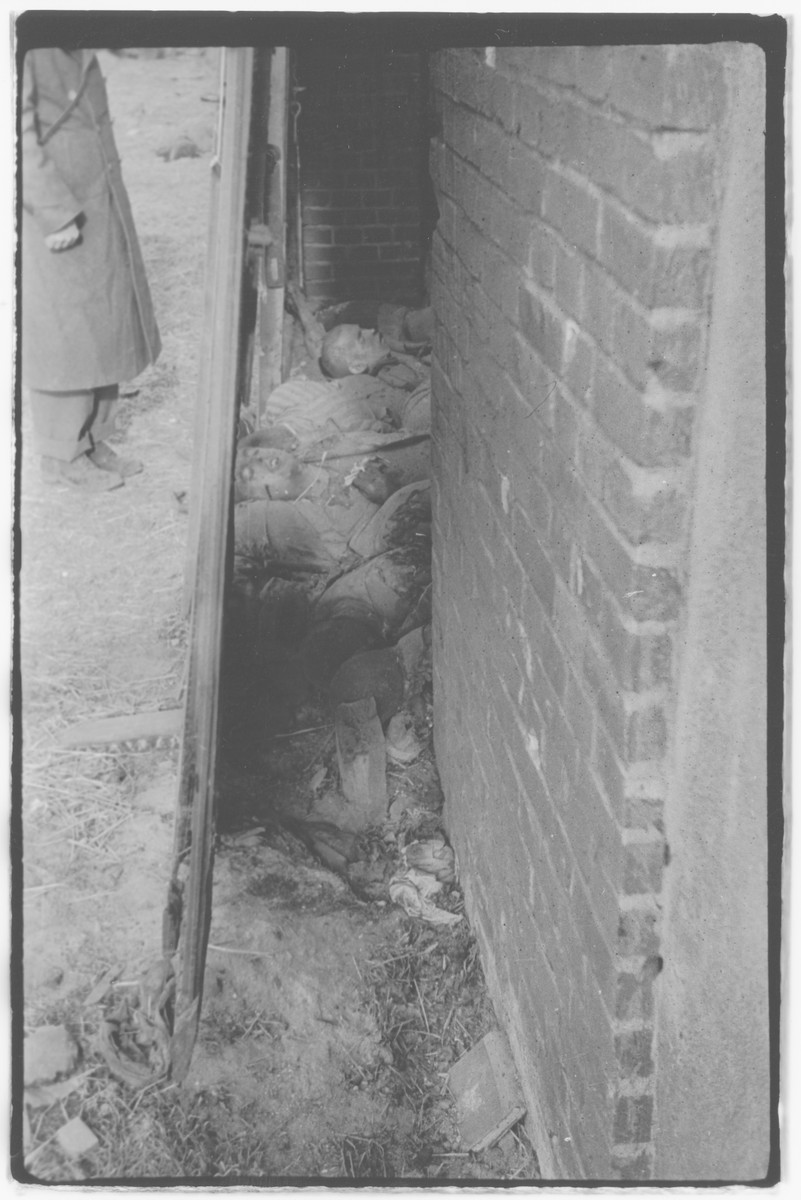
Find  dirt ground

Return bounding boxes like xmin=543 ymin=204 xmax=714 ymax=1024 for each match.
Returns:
xmin=16 ymin=49 xmax=541 ymax=1185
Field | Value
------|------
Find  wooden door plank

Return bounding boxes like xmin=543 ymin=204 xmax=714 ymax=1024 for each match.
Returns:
xmin=168 ymin=46 xmax=255 ymax=1083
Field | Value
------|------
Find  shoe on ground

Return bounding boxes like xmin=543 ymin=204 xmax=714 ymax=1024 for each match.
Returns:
xmin=89 ymin=442 xmax=143 ymax=478
xmin=41 ymin=453 xmax=124 ymax=491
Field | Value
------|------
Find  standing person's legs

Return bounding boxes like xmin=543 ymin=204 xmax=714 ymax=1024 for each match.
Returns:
xmin=29 ymin=384 xmax=141 ymax=489
xmin=29 ymin=387 xmax=106 ymax=462
xmin=84 ymin=385 xmax=121 ymax=451
xmin=84 ymin=385 xmax=143 ymax=478
xmin=30 ymin=385 xmax=123 ymax=490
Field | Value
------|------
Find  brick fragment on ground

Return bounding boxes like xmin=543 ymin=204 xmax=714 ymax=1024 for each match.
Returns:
xmin=56 ymin=1117 xmax=99 ymax=1159
xmin=24 ymin=1025 xmax=80 ymax=1086
xmin=448 ymin=1029 xmax=526 ymax=1153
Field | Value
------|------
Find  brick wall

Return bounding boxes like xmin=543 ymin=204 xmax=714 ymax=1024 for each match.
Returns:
xmin=430 ymin=45 xmax=732 ymax=1179
xmin=295 ymin=47 xmax=427 ymax=306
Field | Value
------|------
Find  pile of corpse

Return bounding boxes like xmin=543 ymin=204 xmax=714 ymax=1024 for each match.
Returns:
xmin=225 ymin=300 xmax=440 ymax=866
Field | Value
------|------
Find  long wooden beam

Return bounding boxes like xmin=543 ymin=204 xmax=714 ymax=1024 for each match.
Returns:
xmin=168 ymin=47 xmax=255 ymax=1083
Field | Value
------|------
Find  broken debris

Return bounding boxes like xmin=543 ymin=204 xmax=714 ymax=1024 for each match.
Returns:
xmin=55 ymin=1116 xmax=99 ymax=1159
xmin=448 ymin=1029 xmax=527 ymax=1153
xmin=389 ymin=867 xmax=462 ymax=926
xmin=94 ymin=958 xmax=174 ymax=1088
xmin=24 ymin=1073 xmax=86 ymax=1110
xmin=24 ymin=1024 xmax=80 ymax=1087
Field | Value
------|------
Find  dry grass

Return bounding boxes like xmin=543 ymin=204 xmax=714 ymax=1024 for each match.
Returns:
xmin=25 ymin=754 xmax=135 ymax=868
xmin=341 ymin=1134 xmax=390 ymax=1178
xmin=24 ymin=1066 xmax=270 ymax=1181
xmin=345 ymin=917 xmax=541 ymax=1180
xmin=364 ymin=918 xmax=491 ymax=1106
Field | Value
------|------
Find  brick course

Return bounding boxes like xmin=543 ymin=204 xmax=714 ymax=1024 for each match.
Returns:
xmin=430 ymin=43 xmax=728 ymax=1179
xmin=296 ymin=47 xmax=427 ymax=304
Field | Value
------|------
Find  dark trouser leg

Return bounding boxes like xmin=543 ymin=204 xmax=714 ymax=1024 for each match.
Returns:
xmin=29 ymin=385 xmax=119 ymax=462
xmin=86 ymin=383 xmax=143 ymax=477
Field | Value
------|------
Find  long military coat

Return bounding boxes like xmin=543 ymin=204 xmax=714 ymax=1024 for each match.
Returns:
xmin=21 ymin=49 xmax=161 ymax=391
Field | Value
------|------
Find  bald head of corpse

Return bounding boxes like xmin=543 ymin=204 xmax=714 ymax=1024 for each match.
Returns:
xmin=319 ymin=325 xmax=391 ymax=378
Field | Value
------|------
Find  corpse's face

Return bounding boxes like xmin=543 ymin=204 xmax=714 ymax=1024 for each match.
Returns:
xmin=236 ymin=447 xmax=308 ymax=500
xmin=337 ymin=325 xmax=388 ymax=373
